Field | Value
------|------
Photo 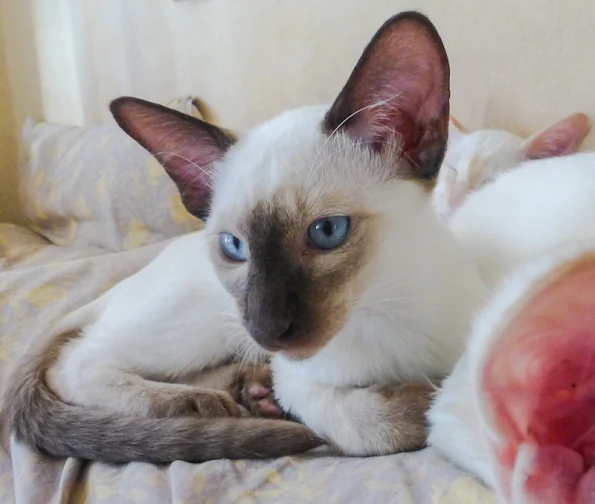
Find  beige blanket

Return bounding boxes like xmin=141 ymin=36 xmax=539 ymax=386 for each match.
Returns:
xmin=0 ymin=223 xmax=496 ymax=504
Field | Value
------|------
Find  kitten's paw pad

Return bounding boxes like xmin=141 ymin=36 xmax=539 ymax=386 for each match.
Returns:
xmin=234 ymin=364 xmax=284 ymax=419
xmin=252 ymin=396 xmax=283 ymax=418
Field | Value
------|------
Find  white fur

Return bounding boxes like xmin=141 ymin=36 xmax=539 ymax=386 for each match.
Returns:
xmin=428 ymin=152 xmax=595 ymax=500
xmin=432 ymin=112 xmax=590 ymax=221
xmin=50 ymin=105 xmax=488 ymax=455
xmin=50 ymin=231 xmax=264 ymax=415
xmin=432 ymin=125 xmax=525 ymax=220
xmin=451 ymin=153 xmax=595 ymax=285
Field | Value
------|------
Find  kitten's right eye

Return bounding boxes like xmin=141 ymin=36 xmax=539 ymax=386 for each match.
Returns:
xmin=307 ymin=215 xmax=350 ymax=251
xmin=219 ymin=232 xmax=248 ymax=262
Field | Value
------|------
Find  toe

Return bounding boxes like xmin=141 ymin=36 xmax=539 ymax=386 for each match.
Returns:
xmin=257 ymin=397 xmax=284 ymax=418
xmin=248 ymin=384 xmax=271 ymax=400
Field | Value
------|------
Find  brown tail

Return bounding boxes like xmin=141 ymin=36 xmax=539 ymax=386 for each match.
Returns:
xmin=2 ymin=332 xmax=323 ymax=463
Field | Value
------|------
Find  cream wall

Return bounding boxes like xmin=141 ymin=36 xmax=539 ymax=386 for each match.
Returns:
xmin=0 ymin=0 xmax=43 ymax=223
xmin=2 ymin=0 xmax=595 ymax=220
xmin=0 ymin=14 xmax=19 ymax=223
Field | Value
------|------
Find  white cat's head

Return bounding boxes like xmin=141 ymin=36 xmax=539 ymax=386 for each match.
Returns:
xmin=110 ymin=12 xmax=471 ymax=363
xmin=433 ymin=113 xmax=591 ymax=220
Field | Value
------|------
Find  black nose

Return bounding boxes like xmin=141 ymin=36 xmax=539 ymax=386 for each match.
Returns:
xmin=247 ymin=317 xmax=295 ymax=346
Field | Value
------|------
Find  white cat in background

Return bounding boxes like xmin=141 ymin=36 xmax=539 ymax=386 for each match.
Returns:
xmin=429 ymin=148 xmax=595 ymax=502
xmin=432 ymin=113 xmax=591 ymax=220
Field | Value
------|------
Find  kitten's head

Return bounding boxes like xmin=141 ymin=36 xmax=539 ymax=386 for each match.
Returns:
xmin=434 ymin=113 xmax=591 ymax=219
xmin=111 ymin=12 xmax=452 ymax=360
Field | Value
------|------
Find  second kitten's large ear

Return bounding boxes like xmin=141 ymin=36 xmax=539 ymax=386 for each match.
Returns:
xmin=110 ymin=97 xmax=235 ymax=220
xmin=521 ymin=112 xmax=591 ymax=160
xmin=324 ymin=11 xmax=450 ymax=180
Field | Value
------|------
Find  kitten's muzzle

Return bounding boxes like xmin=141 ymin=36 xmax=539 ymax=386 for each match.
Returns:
xmin=243 ymin=276 xmax=304 ymax=351
xmin=246 ymin=316 xmax=296 ymax=351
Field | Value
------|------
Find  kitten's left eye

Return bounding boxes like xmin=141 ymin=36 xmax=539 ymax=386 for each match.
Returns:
xmin=219 ymin=232 xmax=248 ymax=262
xmin=307 ymin=216 xmax=350 ymax=251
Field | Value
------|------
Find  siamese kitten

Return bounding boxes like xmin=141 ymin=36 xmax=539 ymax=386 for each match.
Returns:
xmin=432 ymin=113 xmax=591 ymax=220
xmin=3 ymin=12 xmax=488 ymax=463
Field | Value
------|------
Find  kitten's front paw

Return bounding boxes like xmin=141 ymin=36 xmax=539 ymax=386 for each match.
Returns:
xmin=152 ymin=389 xmax=242 ymax=418
xmin=368 ymin=382 xmax=434 ymax=452
xmin=190 ymin=390 xmax=243 ymax=417
xmin=323 ymin=382 xmax=434 ymax=456
xmin=233 ymin=363 xmax=285 ymax=419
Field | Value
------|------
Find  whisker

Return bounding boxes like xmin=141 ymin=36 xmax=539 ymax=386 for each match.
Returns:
xmin=306 ymin=92 xmax=402 ymax=185
xmin=154 ymin=151 xmax=215 ymax=190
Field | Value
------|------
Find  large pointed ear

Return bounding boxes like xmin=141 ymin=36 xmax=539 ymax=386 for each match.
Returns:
xmin=110 ymin=97 xmax=235 ymax=220
xmin=324 ymin=11 xmax=450 ymax=181
xmin=521 ymin=112 xmax=591 ymax=160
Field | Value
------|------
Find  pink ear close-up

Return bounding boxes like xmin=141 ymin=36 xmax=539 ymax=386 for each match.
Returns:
xmin=110 ymin=97 xmax=235 ymax=220
xmin=324 ymin=11 xmax=451 ymax=181
xmin=479 ymin=254 xmax=595 ymax=504
xmin=522 ymin=112 xmax=591 ymax=160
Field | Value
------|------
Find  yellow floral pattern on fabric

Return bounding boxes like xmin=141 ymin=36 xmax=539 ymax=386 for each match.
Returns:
xmin=433 ymin=477 xmax=498 ymax=504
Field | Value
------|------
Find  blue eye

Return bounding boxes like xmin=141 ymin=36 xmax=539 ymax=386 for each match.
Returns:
xmin=307 ymin=216 xmax=350 ymax=251
xmin=219 ymin=232 xmax=248 ymax=262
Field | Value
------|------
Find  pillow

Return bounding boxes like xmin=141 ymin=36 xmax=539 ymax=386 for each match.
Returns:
xmin=18 ymin=97 xmax=206 ymax=251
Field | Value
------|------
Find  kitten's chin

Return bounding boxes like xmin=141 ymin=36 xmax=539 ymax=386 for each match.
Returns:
xmin=247 ymin=338 xmax=325 ymax=362
xmin=244 ymin=326 xmax=338 ymax=362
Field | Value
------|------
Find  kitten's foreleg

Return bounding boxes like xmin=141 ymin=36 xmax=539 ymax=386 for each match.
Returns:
xmin=48 ymin=360 xmax=244 ymax=418
xmin=273 ymin=361 xmax=434 ymax=455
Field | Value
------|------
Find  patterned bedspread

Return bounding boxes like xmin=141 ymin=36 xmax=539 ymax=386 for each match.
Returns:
xmin=0 ymin=222 xmax=496 ymax=504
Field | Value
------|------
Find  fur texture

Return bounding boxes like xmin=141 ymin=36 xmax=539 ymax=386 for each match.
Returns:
xmin=429 ymin=155 xmax=595 ymax=503
xmin=3 ymin=11 xmax=488 ymax=462
xmin=432 ymin=113 xmax=591 ymax=220
xmin=429 ymin=243 xmax=595 ymax=504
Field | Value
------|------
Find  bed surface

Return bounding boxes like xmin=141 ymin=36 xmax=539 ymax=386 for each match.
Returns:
xmin=0 ymin=222 xmax=496 ymax=504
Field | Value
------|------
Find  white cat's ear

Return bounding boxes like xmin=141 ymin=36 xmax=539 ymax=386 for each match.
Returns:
xmin=324 ymin=11 xmax=450 ymax=181
xmin=475 ymin=252 xmax=595 ymax=503
xmin=110 ymin=97 xmax=235 ymax=220
xmin=521 ymin=112 xmax=591 ymax=160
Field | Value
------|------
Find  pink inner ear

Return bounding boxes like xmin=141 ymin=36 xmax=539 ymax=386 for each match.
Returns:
xmin=523 ymin=113 xmax=591 ymax=160
xmin=111 ymin=98 xmax=234 ymax=219
xmin=325 ymin=12 xmax=450 ymax=179
xmin=481 ymin=257 xmax=595 ymax=503
xmin=358 ymin=50 xmax=449 ymax=158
